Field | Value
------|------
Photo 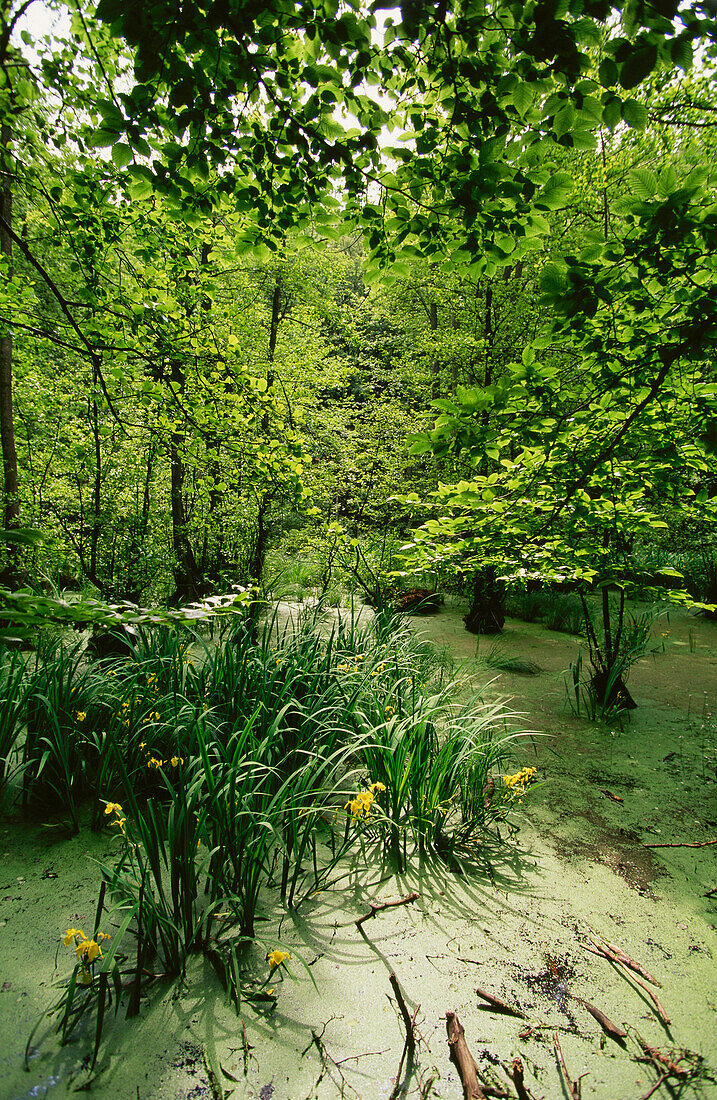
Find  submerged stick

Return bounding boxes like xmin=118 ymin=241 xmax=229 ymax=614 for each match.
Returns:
xmin=644 ymin=838 xmax=717 ymax=849
xmin=634 ymin=1032 xmax=690 ymax=1080
xmin=553 ymin=1033 xmax=583 ymax=1100
xmin=355 ymin=891 xmax=420 ymax=928
xmin=446 ymin=1012 xmax=486 ymax=1100
xmin=571 ymin=997 xmax=626 ymax=1043
xmin=586 ymin=931 xmax=661 ymax=987
xmin=590 ymin=935 xmax=661 ymax=988
xmin=640 ymin=1073 xmax=668 ymax=1100
xmin=389 ymin=972 xmax=416 ymax=1055
xmin=504 ymin=1056 xmax=535 ymax=1100
xmin=476 ymin=987 xmax=526 ymax=1019
xmin=202 ymin=1047 xmax=223 ymax=1100
xmin=388 ymin=972 xmax=419 ymax=1100
xmin=582 ymin=944 xmax=670 ymax=1027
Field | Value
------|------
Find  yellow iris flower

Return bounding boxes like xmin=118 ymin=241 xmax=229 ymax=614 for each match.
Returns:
xmin=267 ymin=949 xmax=291 ymax=969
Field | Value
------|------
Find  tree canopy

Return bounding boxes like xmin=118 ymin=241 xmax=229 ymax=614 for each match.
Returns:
xmin=0 ymin=0 xmax=715 ymax=639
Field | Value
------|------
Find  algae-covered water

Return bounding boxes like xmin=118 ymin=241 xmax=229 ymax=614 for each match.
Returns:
xmin=1 ymin=604 xmax=716 ymax=1098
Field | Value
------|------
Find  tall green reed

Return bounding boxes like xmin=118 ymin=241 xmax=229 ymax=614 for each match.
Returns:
xmin=0 ymin=647 xmax=29 ymax=793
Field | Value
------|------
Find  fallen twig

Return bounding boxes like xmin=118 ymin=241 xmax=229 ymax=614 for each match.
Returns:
xmin=304 ymin=1025 xmax=361 ymax=1098
xmin=476 ymin=986 xmax=526 ymax=1019
xmin=355 ymin=891 xmax=420 ymax=929
xmin=581 ymin=944 xmax=670 ymax=1027
xmin=644 ymin=838 xmax=717 ymax=849
xmin=553 ymin=1033 xmax=583 ymax=1100
xmin=504 ymin=1056 xmax=536 ymax=1100
xmin=202 ymin=1047 xmax=223 ymax=1100
xmin=571 ymin=996 xmax=627 ymax=1043
xmin=446 ymin=1012 xmax=486 ymax=1100
xmin=389 ymin=973 xmax=417 ymax=1056
xmin=634 ymin=1032 xmax=690 ymax=1080
xmin=588 ymin=932 xmax=662 ymax=987
xmin=599 ymin=789 xmax=623 ymax=803
xmin=388 ymin=972 xmax=419 ymax=1100
xmin=705 ymin=886 xmax=717 ymax=897
xmin=639 ymin=1072 xmax=668 ymax=1100
xmin=241 ymin=1020 xmax=253 ymax=1076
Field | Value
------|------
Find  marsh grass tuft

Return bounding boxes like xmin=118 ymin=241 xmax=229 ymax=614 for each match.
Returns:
xmin=13 ymin=608 xmax=532 ymax=1063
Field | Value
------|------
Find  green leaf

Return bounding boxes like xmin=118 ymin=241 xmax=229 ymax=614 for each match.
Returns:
xmin=619 ymin=44 xmax=658 ymax=89
xmin=670 ymin=36 xmax=693 ymax=70
xmin=88 ymin=128 xmax=121 ymax=149
xmin=602 ymin=96 xmax=622 ymax=129
xmin=657 ymin=164 xmax=677 ymax=195
xmin=511 ymin=82 xmax=533 ymax=116
xmin=553 ymin=104 xmax=575 ymax=138
xmin=535 ymin=171 xmax=573 ymax=211
xmin=628 ymin=167 xmax=657 ymax=200
xmin=0 ymin=527 xmax=47 ymax=546
xmin=540 ymin=262 xmax=567 ymax=297
xmin=622 ymin=99 xmax=648 ymax=129
xmin=598 ymin=58 xmax=618 ymax=87
xmin=111 ymin=143 xmax=133 ymax=167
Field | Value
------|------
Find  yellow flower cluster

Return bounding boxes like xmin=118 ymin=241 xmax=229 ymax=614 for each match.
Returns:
xmin=384 ymin=704 xmax=396 ymax=718
xmin=267 ymin=949 xmax=291 ymax=969
xmin=119 ymin=697 xmax=136 ymax=727
xmin=75 ymin=711 xmax=87 ymax=723
xmin=141 ymin=711 xmax=161 ymax=724
xmin=371 ymin=663 xmax=386 ymax=677
xmin=502 ymin=766 xmax=537 ymax=804
xmin=63 ymin=928 xmax=111 ymax=984
xmin=345 ymin=781 xmax=386 ymax=821
xmin=104 ymin=801 xmax=127 ymax=833
xmin=146 ymin=755 xmax=183 ymax=769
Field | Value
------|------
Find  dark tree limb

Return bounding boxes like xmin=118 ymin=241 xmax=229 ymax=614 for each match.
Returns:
xmin=0 ymin=213 xmax=125 ymax=429
xmin=446 ymin=1012 xmax=486 ymax=1100
xmin=644 ymin=838 xmax=717 ymax=849
xmin=355 ymin=891 xmax=420 ymax=929
xmin=476 ymin=987 xmax=526 ymax=1019
xmin=585 ymin=933 xmax=662 ymax=987
xmin=504 ymin=1056 xmax=537 ymax=1100
xmin=571 ymin=997 xmax=626 ymax=1043
xmin=553 ymin=1033 xmax=583 ymax=1100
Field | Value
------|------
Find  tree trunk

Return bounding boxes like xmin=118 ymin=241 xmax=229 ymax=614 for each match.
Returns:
xmin=170 ymin=359 xmax=198 ymax=602
xmin=429 ymin=299 xmax=440 ymax=397
xmin=88 ymin=381 xmax=101 ymax=585
xmin=0 ymin=121 xmax=20 ymax=555
xmin=123 ymin=437 xmax=155 ymax=602
xmin=464 ymin=567 xmax=505 ymax=634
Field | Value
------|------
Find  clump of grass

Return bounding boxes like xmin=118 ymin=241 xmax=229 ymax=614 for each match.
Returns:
xmin=20 ymin=608 xmax=531 ymax=1065
xmin=475 ymin=638 xmax=541 ymax=676
xmin=0 ymin=648 xmax=29 ymax=796
xmin=22 ymin=641 xmax=106 ymax=833
xmin=564 ymin=607 xmax=657 ymax=721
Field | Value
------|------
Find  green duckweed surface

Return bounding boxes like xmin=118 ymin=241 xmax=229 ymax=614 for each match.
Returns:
xmin=1 ymin=603 xmax=716 ymax=1099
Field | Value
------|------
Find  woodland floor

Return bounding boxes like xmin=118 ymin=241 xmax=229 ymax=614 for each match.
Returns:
xmin=1 ymin=602 xmax=716 ymax=1099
